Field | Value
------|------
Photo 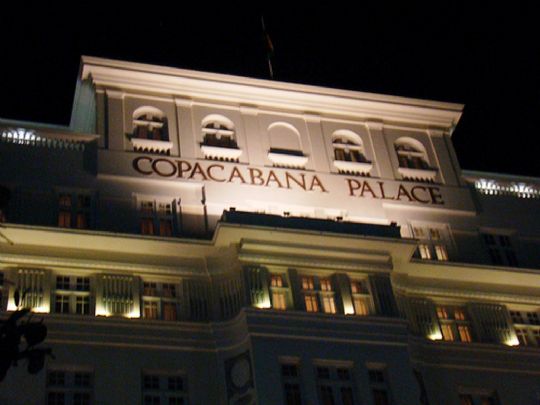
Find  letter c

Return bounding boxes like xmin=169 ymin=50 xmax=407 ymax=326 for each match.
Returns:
xmin=411 ymin=186 xmax=430 ymax=204
xmin=133 ymin=156 xmax=153 ymax=175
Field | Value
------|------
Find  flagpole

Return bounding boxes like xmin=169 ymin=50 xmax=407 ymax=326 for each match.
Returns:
xmin=261 ymin=16 xmax=274 ymax=79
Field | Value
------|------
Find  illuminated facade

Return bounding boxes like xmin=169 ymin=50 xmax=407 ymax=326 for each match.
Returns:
xmin=1 ymin=56 xmax=540 ymax=404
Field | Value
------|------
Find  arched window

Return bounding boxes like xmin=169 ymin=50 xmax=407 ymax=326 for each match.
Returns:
xmin=132 ymin=107 xmax=169 ymax=142
xmin=394 ymin=138 xmax=430 ymax=170
xmin=267 ymin=122 xmax=307 ymax=168
xmin=201 ymin=115 xmax=237 ymax=148
xmin=332 ymin=131 xmax=367 ymax=163
xmin=268 ymin=122 xmax=303 ymax=156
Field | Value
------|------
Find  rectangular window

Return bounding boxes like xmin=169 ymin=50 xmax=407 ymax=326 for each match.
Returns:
xmin=139 ymin=199 xmax=178 ymax=237
xmin=436 ymin=306 xmax=472 ymax=343
xmin=142 ymin=373 xmax=188 ymax=405
xmin=272 ymin=291 xmax=287 ymax=310
xmin=47 ymin=369 xmax=93 ymax=405
xmin=509 ymin=309 xmax=540 ymax=346
xmin=315 ymin=363 xmax=357 ymax=405
xmin=270 ymin=273 xmax=289 ymax=311
xmin=53 ymin=276 xmax=92 ymax=316
xmin=281 ymin=362 xmax=303 ymax=405
xmin=320 ymin=279 xmax=332 ymax=291
xmin=367 ymin=367 xmax=391 ymax=405
xmin=144 ymin=301 xmax=159 ymax=319
xmin=55 ymin=295 xmax=71 ymax=314
xmin=142 ymin=281 xmax=179 ymax=321
xmin=482 ymin=233 xmax=519 ymax=267
xmin=304 ymin=294 xmax=319 ymax=312
xmin=302 ymin=277 xmax=315 ymax=290
xmin=57 ymin=193 xmax=92 ymax=229
xmin=271 ymin=274 xmax=284 ymax=287
xmin=322 ymin=295 xmax=336 ymax=314
xmin=350 ymin=279 xmax=372 ymax=316
xmin=412 ymin=224 xmax=451 ymax=261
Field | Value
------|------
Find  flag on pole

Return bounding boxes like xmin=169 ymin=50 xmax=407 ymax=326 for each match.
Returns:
xmin=261 ymin=16 xmax=274 ymax=79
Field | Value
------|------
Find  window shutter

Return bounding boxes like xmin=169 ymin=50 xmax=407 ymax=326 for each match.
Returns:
xmin=332 ymin=273 xmax=352 ymax=315
xmin=243 ymin=266 xmax=270 ymax=308
xmin=369 ymin=274 xmax=398 ymax=317
xmin=183 ymin=278 xmax=210 ymax=321
xmin=287 ymin=268 xmax=302 ymax=310
xmin=97 ymin=274 xmax=139 ymax=317
xmin=467 ymin=302 xmax=517 ymax=344
xmin=405 ymin=297 xmax=441 ymax=339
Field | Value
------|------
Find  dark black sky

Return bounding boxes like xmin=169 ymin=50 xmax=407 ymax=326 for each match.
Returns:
xmin=1 ymin=5 xmax=539 ymax=177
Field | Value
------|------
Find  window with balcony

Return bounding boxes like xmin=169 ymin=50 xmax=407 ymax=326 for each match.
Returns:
xmin=332 ymin=130 xmax=372 ymax=176
xmin=394 ymin=137 xmax=437 ymax=182
xmin=130 ymin=107 xmax=171 ymax=155
xmin=200 ymin=115 xmax=241 ymax=161
xmin=142 ymin=281 xmax=178 ymax=321
xmin=58 ymin=192 xmax=92 ymax=229
xmin=267 ymin=122 xmax=307 ymax=168
xmin=436 ymin=306 xmax=473 ymax=342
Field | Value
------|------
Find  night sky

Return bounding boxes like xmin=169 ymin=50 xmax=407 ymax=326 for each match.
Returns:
xmin=1 ymin=5 xmax=539 ymax=177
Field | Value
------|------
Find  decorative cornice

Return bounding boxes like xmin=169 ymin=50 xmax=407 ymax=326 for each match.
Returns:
xmin=80 ymin=56 xmax=463 ymax=130
xmin=393 ymin=277 xmax=540 ymax=305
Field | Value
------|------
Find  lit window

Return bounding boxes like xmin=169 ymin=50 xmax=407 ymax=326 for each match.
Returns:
xmin=270 ymin=273 xmax=288 ymax=310
xmin=320 ymin=279 xmax=332 ymax=291
xmin=321 ymin=295 xmax=336 ymax=314
xmin=142 ymin=281 xmax=179 ymax=321
xmin=139 ymin=199 xmax=178 ymax=237
xmin=418 ymin=244 xmax=431 ymax=260
xmin=436 ymin=306 xmax=473 ymax=343
xmin=304 ymin=294 xmax=319 ymax=312
xmin=302 ymin=277 xmax=315 ymax=290
xmin=271 ymin=274 xmax=283 ymax=287
xmin=350 ymin=280 xmax=372 ymax=316
xmin=434 ymin=245 xmax=448 ymax=261
xmin=510 ymin=310 xmax=540 ymax=346
xmin=412 ymin=225 xmax=451 ymax=261
xmin=143 ymin=301 xmax=159 ymax=319
xmin=57 ymin=193 xmax=92 ymax=229
xmin=272 ymin=291 xmax=287 ymax=310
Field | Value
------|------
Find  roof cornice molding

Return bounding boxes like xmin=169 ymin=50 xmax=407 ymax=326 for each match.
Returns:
xmin=80 ymin=56 xmax=463 ymax=130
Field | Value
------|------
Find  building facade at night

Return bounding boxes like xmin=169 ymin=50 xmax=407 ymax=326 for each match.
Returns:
xmin=1 ymin=56 xmax=540 ymax=404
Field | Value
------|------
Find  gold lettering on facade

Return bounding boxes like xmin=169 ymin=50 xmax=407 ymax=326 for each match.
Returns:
xmin=131 ymin=156 xmax=445 ymax=205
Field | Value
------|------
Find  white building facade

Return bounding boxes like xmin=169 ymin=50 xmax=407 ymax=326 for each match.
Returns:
xmin=1 ymin=56 xmax=540 ymax=404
